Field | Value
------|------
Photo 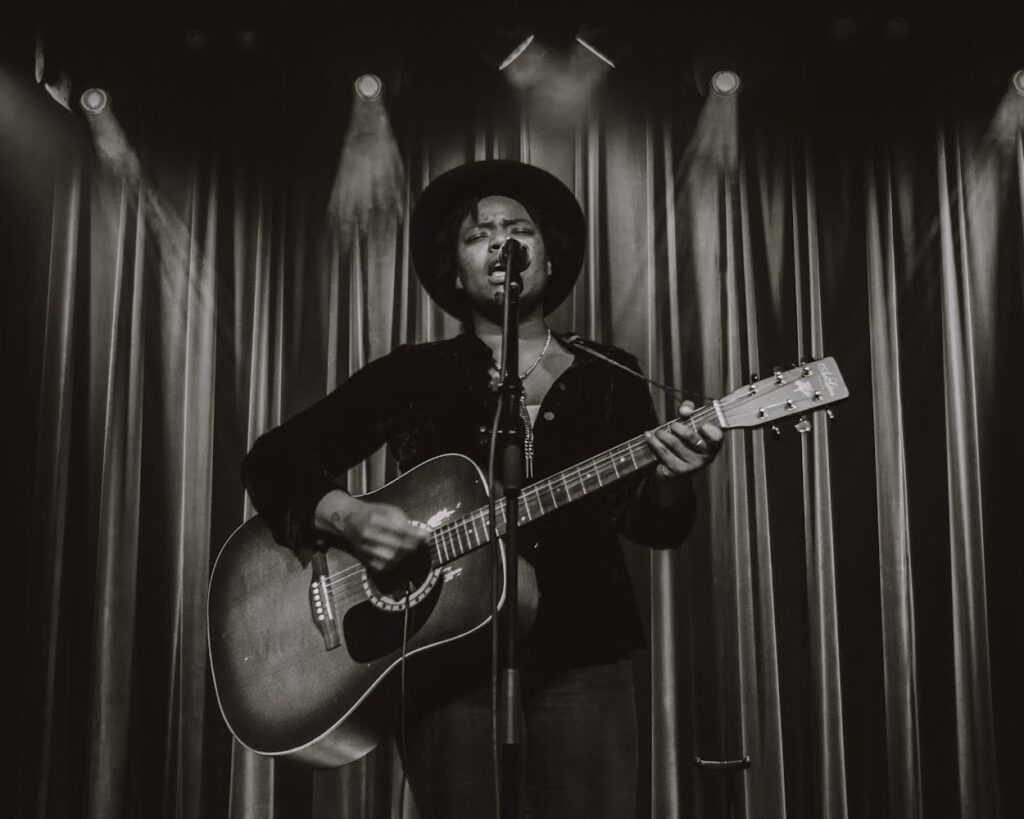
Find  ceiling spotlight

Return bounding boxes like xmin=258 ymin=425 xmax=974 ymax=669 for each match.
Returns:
xmin=80 ymin=88 xmax=109 ymax=114
xmin=575 ymin=36 xmax=615 ymax=68
xmin=183 ymin=30 xmax=207 ymax=51
xmin=1013 ymin=70 xmax=1024 ymax=96
xmin=500 ymin=35 xmax=536 ymax=71
xmin=710 ymin=71 xmax=741 ymax=97
xmin=882 ymin=17 xmax=911 ymax=42
xmin=354 ymin=74 xmax=383 ymax=101
xmin=235 ymin=29 xmax=258 ymax=50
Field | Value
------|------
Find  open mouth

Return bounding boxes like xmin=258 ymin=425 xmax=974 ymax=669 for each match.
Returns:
xmin=487 ymin=260 xmax=507 ymax=284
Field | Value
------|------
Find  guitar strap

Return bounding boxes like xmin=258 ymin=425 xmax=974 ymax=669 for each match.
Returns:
xmin=560 ymin=332 xmax=712 ymax=404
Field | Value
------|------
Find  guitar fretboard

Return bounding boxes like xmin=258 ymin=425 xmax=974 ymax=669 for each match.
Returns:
xmin=426 ymin=403 xmax=722 ymax=566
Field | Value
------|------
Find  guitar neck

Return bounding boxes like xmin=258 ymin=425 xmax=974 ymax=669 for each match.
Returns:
xmin=424 ymin=356 xmax=849 ymax=568
xmin=426 ymin=402 xmax=724 ymax=567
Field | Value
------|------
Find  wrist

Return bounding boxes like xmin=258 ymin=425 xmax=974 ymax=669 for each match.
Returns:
xmin=314 ymin=489 xmax=360 ymax=536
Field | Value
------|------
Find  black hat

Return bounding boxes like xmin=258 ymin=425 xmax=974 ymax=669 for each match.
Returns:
xmin=410 ymin=160 xmax=586 ymax=319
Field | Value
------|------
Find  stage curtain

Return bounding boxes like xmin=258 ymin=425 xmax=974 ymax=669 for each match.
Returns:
xmin=5 ymin=59 xmax=1022 ymax=819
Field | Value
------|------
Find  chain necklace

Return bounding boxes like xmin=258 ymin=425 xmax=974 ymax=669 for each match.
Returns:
xmin=489 ymin=328 xmax=551 ymax=479
xmin=489 ymin=328 xmax=552 ymax=382
xmin=520 ymin=328 xmax=552 ymax=380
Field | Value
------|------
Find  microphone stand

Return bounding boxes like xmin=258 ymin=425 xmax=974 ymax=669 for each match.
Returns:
xmin=495 ymin=242 xmax=524 ymax=819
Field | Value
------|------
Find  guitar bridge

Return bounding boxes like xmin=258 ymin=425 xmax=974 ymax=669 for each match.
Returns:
xmin=309 ymin=553 xmax=342 ymax=651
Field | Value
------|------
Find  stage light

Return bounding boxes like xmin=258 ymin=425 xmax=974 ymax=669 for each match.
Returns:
xmin=882 ymin=17 xmax=911 ymax=42
xmin=1013 ymin=70 xmax=1024 ymax=96
xmin=80 ymin=88 xmax=108 ymax=114
xmin=183 ymin=30 xmax=207 ymax=51
xmin=575 ymin=36 xmax=615 ymax=69
xmin=235 ymin=29 xmax=258 ymax=50
xmin=354 ymin=74 xmax=383 ymax=101
xmin=710 ymin=71 xmax=741 ymax=97
xmin=500 ymin=35 xmax=536 ymax=71
xmin=329 ymin=71 xmax=404 ymax=233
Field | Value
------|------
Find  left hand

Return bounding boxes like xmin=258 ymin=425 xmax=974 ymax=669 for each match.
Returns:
xmin=644 ymin=401 xmax=724 ymax=480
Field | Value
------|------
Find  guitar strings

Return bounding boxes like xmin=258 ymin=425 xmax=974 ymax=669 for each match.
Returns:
xmin=321 ymin=395 xmax=766 ymax=602
xmin=319 ymin=402 xmax=732 ymax=600
xmin=319 ymin=380 xmax=824 ymax=601
xmin=319 ymin=393 xmax=765 ymax=598
xmin=320 ymin=402 xmax=721 ymax=593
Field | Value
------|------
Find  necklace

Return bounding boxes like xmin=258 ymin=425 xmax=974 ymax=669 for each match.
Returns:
xmin=520 ymin=328 xmax=552 ymax=380
xmin=490 ymin=328 xmax=552 ymax=381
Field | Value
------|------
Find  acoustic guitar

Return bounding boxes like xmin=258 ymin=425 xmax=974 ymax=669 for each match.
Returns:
xmin=207 ymin=358 xmax=848 ymax=767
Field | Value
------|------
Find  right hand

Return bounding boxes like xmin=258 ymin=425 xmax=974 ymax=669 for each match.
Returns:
xmin=314 ymin=490 xmax=428 ymax=574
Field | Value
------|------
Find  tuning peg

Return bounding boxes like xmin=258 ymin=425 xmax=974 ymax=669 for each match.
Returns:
xmin=826 ymin=409 xmax=835 ymax=421
xmin=770 ymin=424 xmax=782 ymax=439
xmin=749 ymin=372 xmax=759 ymax=383
xmin=794 ymin=416 xmax=812 ymax=434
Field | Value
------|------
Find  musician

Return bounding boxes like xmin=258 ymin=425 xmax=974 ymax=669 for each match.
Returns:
xmin=242 ymin=160 xmax=723 ymax=818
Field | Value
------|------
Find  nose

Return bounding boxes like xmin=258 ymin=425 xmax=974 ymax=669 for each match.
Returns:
xmin=489 ymin=230 xmax=511 ymax=251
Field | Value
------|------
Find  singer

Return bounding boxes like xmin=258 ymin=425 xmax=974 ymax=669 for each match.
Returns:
xmin=241 ymin=160 xmax=723 ymax=818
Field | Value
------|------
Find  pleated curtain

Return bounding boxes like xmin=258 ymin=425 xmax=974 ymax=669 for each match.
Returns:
xmin=6 ymin=60 xmax=1022 ymax=819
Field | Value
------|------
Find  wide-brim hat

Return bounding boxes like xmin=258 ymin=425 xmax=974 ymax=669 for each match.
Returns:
xmin=410 ymin=160 xmax=586 ymax=319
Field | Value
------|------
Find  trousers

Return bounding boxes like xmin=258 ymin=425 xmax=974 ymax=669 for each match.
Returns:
xmin=397 ymin=658 xmax=638 ymax=819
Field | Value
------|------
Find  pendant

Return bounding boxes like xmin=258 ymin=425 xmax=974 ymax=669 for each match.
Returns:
xmin=519 ymin=402 xmax=534 ymax=479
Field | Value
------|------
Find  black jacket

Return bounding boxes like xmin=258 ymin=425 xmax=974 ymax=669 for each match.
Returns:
xmin=241 ymin=331 xmax=696 ymax=668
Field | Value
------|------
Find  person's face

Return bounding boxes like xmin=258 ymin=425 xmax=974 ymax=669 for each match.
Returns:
xmin=454 ymin=196 xmax=551 ymax=321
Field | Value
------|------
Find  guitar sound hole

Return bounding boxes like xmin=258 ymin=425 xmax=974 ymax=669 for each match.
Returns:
xmin=372 ymin=548 xmax=431 ymax=596
xmin=363 ymin=547 xmax=438 ymax=611
xmin=344 ymin=556 xmax=442 ymax=663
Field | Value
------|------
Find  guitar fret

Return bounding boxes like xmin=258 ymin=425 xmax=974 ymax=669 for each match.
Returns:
xmin=438 ymin=408 xmax=726 ymax=566
xmin=560 ymin=472 xmax=572 ymax=500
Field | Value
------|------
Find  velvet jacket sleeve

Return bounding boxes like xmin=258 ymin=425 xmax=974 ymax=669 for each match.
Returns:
xmin=240 ymin=345 xmax=413 ymax=551
xmin=604 ymin=351 xmax=698 ymax=549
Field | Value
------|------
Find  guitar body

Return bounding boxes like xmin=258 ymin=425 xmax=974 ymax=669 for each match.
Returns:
xmin=207 ymin=453 xmax=536 ymax=768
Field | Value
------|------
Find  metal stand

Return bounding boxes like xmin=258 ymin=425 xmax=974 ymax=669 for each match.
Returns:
xmin=495 ymin=241 xmax=526 ymax=819
xmin=693 ymin=755 xmax=751 ymax=817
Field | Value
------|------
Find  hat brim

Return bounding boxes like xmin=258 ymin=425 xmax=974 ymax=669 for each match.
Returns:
xmin=410 ymin=161 xmax=586 ymax=319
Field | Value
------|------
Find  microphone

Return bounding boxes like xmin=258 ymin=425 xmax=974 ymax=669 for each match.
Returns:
xmin=494 ymin=238 xmax=531 ymax=307
xmin=498 ymin=238 xmax=531 ymax=277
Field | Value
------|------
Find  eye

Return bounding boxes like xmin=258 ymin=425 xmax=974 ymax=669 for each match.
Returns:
xmin=512 ymin=227 xmax=535 ymax=235
xmin=464 ymin=233 xmax=487 ymax=243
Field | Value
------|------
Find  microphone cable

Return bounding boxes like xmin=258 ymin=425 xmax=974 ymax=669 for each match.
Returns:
xmin=398 ymin=585 xmax=411 ymax=819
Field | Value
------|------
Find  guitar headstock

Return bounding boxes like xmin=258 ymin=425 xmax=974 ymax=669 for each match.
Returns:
xmin=717 ymin=357 xmax=849 ymax=430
